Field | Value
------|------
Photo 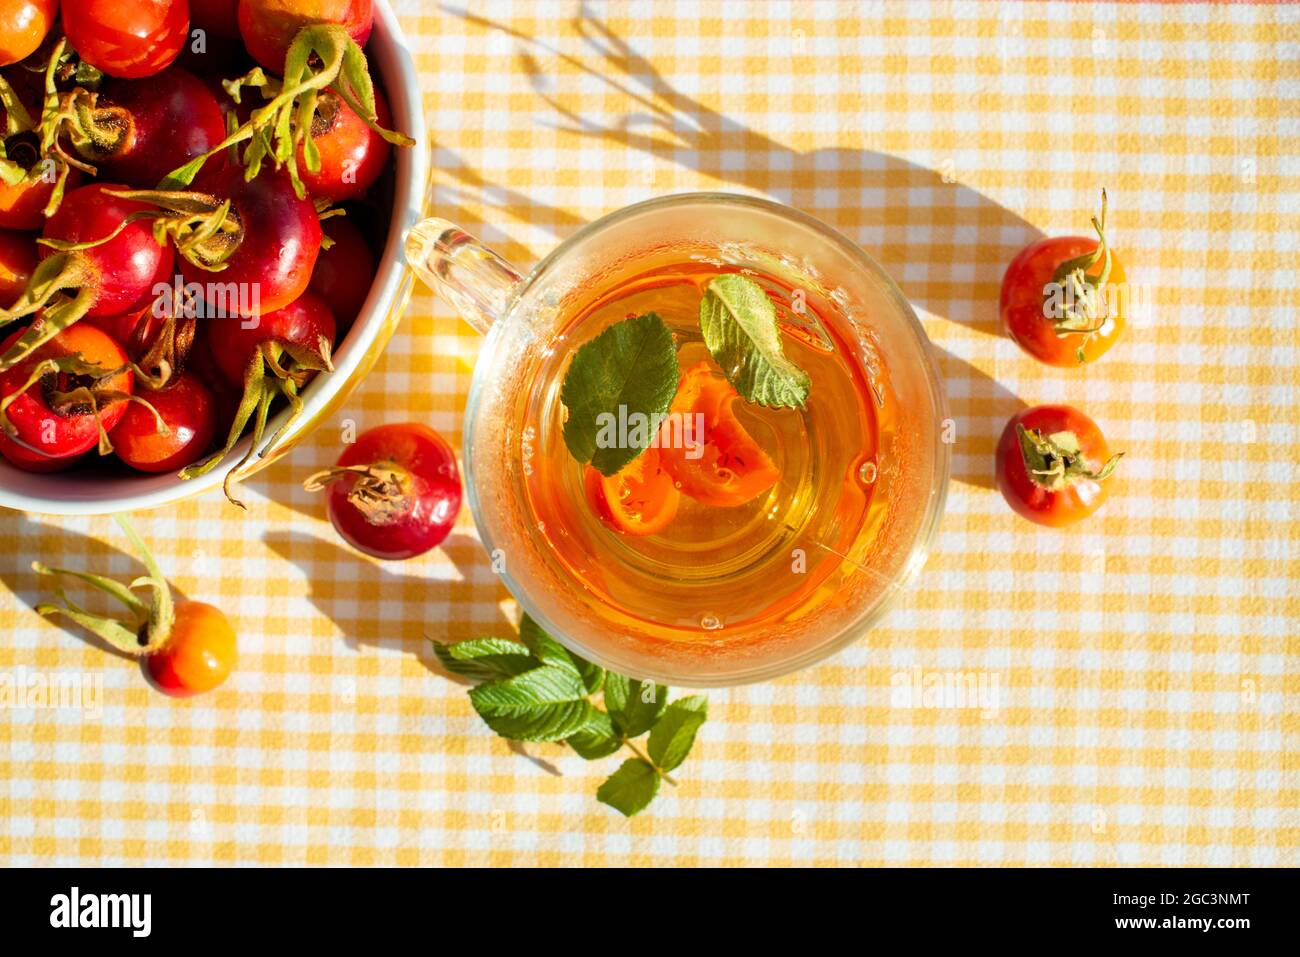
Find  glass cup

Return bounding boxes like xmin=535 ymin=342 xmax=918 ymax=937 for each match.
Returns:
xmin=405 ymin=192 xmax=949 ymax=686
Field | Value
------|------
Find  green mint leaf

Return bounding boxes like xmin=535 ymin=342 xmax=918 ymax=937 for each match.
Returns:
xmin=518 ymin=614 xmax=576 ymax=669
xmin=468 ymin=664 xmax=587 ymax=711
xmin=566 ymin=708 xmax=622 ymax=760
xmin=473 ymin=699 xmax=603 ymax=743
xmin=603 ymin=672 xmax=668 ymax=738
xmin=699 ymin=274 xmax=811 ymax=409
xmin=519 ymin=614 xmax=604 ymax=693
xmin=430 ymin=637 xmax=536 ymax=682
xmin=647 ymin=695 xmax=708 ymax=772
xmin=574 ymin=659 xmax=605 ymax=695
xmin=559 ymin=312 xmax=679 ymax=476
xmin=596 ymin=758 xmax=661 ymax=817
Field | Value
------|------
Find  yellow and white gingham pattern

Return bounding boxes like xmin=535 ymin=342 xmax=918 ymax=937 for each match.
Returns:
xmin=1 ymin=1 xmax=1296 ymax=866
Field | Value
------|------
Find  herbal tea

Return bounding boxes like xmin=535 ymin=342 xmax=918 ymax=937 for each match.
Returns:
xmin=520 ymin=260 xmax=890 ymax=640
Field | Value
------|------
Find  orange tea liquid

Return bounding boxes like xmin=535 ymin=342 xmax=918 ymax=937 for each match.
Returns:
xmin=521 ymin=260 xmax=887 ymax=640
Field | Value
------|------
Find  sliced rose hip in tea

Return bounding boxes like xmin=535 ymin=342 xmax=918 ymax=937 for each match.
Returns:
xmin=584 ymin=444 xmax=680 ymax=537
xmin=657 ymin=361 xmax=780 ymax=508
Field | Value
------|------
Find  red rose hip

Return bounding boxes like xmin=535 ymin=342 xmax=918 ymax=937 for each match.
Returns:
xmin=304 ymin=422 xmax=462 ymax=560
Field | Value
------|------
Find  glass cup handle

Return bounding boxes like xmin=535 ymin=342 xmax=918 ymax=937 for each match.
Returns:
xmin=403 ymin=218 xmax=524 ymax=335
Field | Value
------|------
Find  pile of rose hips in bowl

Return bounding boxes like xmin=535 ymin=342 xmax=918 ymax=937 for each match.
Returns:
xmin=0 ymin=0 xmax=412 ymax=503
xmin=3 ymin=1 xmax=467 ymax=698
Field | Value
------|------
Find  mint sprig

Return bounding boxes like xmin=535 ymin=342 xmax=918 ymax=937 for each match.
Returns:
xmin=699 ymin=274 xmax=811 ymax=409
xmin=432 ymin=615 xmax=707 ymax=817
xmin=559 ymin=312 xmax=679 ymax=476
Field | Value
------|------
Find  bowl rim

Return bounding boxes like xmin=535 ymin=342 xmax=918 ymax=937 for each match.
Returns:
xmin=0 ymin=0 xmax=428 ymax=516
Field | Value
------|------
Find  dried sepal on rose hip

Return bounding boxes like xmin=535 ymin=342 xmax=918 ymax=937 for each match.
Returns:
xmin=303 ymin=422 xmax=463 ymax=560
xmin=1000 ymin=189 xmax=1127 ymax=367
xmin=0 ymin=323 xmax=171 ymax=471
xmin=996 ymin=404 xmax=1124 ymax=528
xmin=83 ymin=161 xmax=324 ymax=317
xmin=34 ymin=36 xmax=227 ymax=191
xmin=162 ymin=23 xmax=415 ymax=198
xmin=180 ymin=292 xmax=336 ymax=507
xmin=0 ymin=54 xmax=77 ymax=226
xmin=33 ymin=515 xmax=237 ymax=698
xmin=0 ymin=183 xmax=174 ymax=371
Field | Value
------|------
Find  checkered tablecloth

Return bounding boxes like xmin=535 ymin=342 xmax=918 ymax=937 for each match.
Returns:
xmin=0 ymin=0 xmax=1295 ymax=866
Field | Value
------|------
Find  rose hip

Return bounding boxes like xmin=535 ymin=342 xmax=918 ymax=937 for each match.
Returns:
xmin=0 ymin=229 xmax=37 ymax=309
xmin=0 ymin=70 xmax=81 ymax=229
xmin=183 ymin=290 xmax=336 ymax=504
xmin=0 ymin=0 xmax=58 ymax=67
xmin=94 ymin=68 xmax=229 ymax=188
xmin=304 ymin=422 xmax=462 ymax=560
xmin=210 ymin=290 xmax=336 ymax=387
xmin=63 ymin=0 xmax=191 ymax=79
xmin=309 ymin=215 xmax=374 ymax=334
xmin=0 ymin=183 xmax=174 ymax=370
xmin=238 ymin=0 xmax=373 ymax=72
xmin=111 ymin=371 xmax=216 ymax=472
xmin=0 ymin=322 xmax=134 ymax=469
xmin=124 ymin=165 xmax=321 ymax=318
xmin=297 ymin=85 xmax=393 ymax=202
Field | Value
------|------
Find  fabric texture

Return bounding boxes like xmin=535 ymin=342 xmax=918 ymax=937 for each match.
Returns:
xmin=0 ymin=1 xmax=1295 ymax=866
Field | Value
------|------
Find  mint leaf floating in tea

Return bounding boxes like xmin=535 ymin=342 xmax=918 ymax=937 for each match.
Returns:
xmin=559 ymin=312 xmax=679 ymax=476
xmin=431 ymin=613 xmax=707 ymax=817
xmin=699 ymin=274 xmax=811 ymax=409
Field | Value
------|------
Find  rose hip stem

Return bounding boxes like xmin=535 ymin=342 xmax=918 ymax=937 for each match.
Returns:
xmin=33 ymin=514 xmax=174 ymax=654
xmin=6 ymin=38 xmax=103 ymax=217
xmin=1016 ymin=424 xmax=1122 ymax=491
xmin=161 ymin=24 xmax=414 ymax=196
xmin=41 ymin=60 xmax=226 ymax=190
xmin=33 ymin=513 xmax=239 ymax=698
xmin=179 ymin=293 xmax=336 ymax=508
xmin=97 ymin=163 xmax=324 ymax=318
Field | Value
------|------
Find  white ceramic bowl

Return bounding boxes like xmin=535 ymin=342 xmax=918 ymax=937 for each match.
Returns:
xmin=0 ymin=1 xmax=427 ymax=515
